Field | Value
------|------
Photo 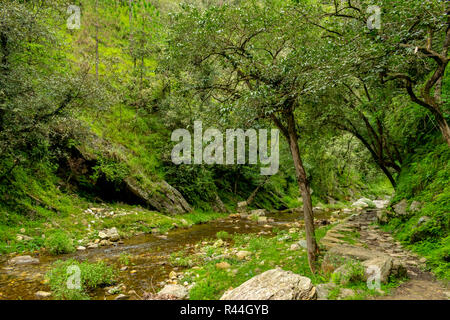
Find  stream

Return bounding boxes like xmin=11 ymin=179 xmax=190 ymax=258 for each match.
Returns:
xmin=0 ymin=210 xmax=338 ymax=300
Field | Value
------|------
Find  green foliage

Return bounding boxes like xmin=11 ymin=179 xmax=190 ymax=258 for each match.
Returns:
xmin=216 ymin=231 xmax=231 ymax=240
xmin=185 ymin=227 xmax=331 ymax=300
xmin=169 ymin=251 xmax=195 ymax=267
xmin=383 ymin=135 xmax=450 ymax=280
xmin=340 ymin=260 xmax=366 ymax=285
xmin=91 ymin=155 xmax=130 ymax=186
xmin=45 ymin=230 xmax=75 ymax=255
xmin=46 ymin=259 xmax=117 ymax=300
xmin=119 ymin=253 xmax=132 ymax=266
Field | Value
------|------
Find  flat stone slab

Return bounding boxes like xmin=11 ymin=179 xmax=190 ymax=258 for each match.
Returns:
xmin=220 ymin=268 xmax=316 ymax=300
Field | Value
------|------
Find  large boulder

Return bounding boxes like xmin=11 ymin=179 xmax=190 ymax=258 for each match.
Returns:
xmin=220 ymin=268 xmax=316 ymax=300
xmin=393 ymin=199 xmax=408 ymax=216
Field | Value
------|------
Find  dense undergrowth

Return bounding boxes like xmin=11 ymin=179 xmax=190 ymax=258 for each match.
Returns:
xmin=382 ymin=135 xmax=450 ymax=280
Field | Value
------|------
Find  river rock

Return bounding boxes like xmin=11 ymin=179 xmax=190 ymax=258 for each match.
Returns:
xmin=35 ymin=291 xmax=51 ymax=299
xmin=236 ymin=251 xmax=251 ymax=260
xmin=216 ymin=261 xmax=231 ymax=270
xmin=99 ymin=227 xmax=120 ymax=241
xmin=257 ymin=216 xmax=267 ymax=224
xmin=158 ymin=284 xmax=189 ymax=300
xmin=76 ymin=246 xmax=86 ymax=251
xmin=220 ymin=268 xmax=316 ymax=300
xmin=114 ymin=294 xmax=130 ymax=300
xmin=250 ymin=209 xmax=267 ymax=218
xmin=393 ymin=199 xmax=408 ymax=216
xmin=8 ymin=255 xmax=39 ymax=265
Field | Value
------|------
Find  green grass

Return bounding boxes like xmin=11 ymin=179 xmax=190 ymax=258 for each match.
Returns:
xmin=45 ymin=230 xmax=76 ymax=255
xmin=177 ymin=227 xmax=332 ymax=300
xmin=46 ymin=259 xmax=117 ymax=300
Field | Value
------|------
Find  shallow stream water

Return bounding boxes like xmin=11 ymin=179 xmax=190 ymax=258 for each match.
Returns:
xmin=0 ymin=210 xmax=337 ymax=300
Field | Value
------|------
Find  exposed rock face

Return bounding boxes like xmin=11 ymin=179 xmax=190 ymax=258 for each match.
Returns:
xmin=220 ymin=269 xmax=316 ymax=300
xmin=124 ymin=178 xmax=192 ymax=215
xmin=210 ymin=194 xmax=228 ymax=213
xmin=8 ymin=255 xmax=39 ymax=265
xmin=393 ymin=199 xmax=408 ymax=216
xmin=64 ymin=136 xmax=192 ymax=215
xmin=158 ymin=284 xmax=189 ymax=300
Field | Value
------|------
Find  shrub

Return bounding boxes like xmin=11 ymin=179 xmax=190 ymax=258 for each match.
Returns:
xmin=46 ymin=259 xmax=117 ymax=300
xmin=45 ymin=230 xmax=75 ymax=255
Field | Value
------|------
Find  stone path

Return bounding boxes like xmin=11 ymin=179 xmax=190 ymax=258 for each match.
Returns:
xmin=321 ymin=209 xmax=449 ymax=300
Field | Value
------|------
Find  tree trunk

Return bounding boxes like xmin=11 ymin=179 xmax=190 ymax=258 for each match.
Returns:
xmin=285 ymin=110 xmax=319 ymax=272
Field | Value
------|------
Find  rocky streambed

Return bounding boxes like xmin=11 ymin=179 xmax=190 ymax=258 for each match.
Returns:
xmin=0 ymin=209 xmax=338 ymax=300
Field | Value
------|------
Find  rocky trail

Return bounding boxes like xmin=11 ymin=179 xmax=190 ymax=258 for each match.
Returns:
xmin=320 ymin=209 xmax=449 ymax=300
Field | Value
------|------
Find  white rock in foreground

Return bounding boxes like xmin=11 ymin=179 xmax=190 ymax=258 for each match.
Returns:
xmin=158 ymin=284 xmax=189 ymax=300
xmin=220 ymin=268 xmax=316 ymax=300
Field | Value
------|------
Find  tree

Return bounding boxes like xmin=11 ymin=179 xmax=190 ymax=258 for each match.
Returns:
xmin=164 ymin=1 xmax=329 ymax=271
xmin=308 ymin=0 xmax=450 ymax=147
xmin=0 ymin=1 xmax=103 ymax=182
